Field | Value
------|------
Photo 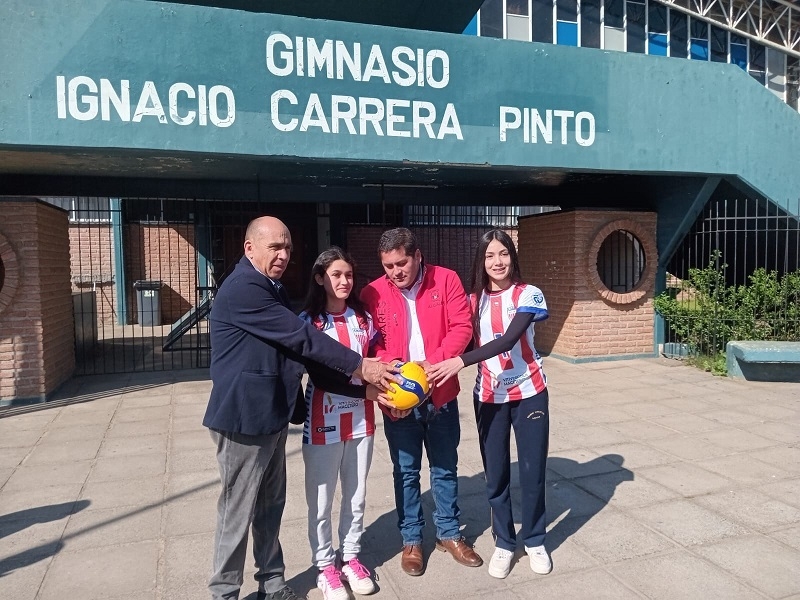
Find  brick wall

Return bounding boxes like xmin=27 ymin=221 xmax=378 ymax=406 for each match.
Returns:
xmin=125 ymin=223 xmax=197 ymax=324
xmin=519 ymin=210 xmax=658 ymax=360
xmin=0 ymin=200 xmax=75 ymax=404
xmin=69 ymin=225 xmax=117 ymax=324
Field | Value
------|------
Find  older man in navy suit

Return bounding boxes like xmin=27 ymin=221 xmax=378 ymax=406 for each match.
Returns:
xmin=204 ymin=216 xmax=396 ymax=600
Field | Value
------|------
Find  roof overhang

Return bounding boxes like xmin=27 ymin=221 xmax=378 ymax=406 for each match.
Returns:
xmin=158 ymin=0 xmax=483 ymax=33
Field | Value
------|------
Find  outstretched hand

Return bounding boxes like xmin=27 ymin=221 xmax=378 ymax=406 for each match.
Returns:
xmin=355 ymin=358 xmax=400 ymax=391
xmin=365 ymin=385 xmax=412 ymax=419
xmin=425 ymin=357 xmax=465 ymax=387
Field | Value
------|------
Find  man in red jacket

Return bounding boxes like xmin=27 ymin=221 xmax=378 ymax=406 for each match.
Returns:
xmin=361 ymin=227 xmax=483 ymax=577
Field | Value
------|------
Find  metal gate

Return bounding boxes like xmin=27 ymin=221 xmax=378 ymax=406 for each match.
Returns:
xmin=660 ymin=193 xmax=800 ymax=361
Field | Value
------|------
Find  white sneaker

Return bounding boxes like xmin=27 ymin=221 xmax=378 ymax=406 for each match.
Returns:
xmin=317 ymin=565 xmax=349 ymax=600
xmin=526 ymin=545 xmax=552 ymax=575
xmin=341 ymin=557 xmax=376 ymax=595
xmin=487 ymin=547 xmax=514 ymax=579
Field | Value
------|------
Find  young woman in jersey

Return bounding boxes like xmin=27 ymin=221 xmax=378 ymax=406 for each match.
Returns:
xmin=300 ymin=247 xmax=378 ymax=600
xmin=427 ymin=229 xmax=551 ymax=580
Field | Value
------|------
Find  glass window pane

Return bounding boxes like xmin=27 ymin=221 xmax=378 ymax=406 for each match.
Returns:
xmin=581 ymin=0 xmax=601 ymax=48
xmin=557 ymin=20 xmax=579 ymax=45
xmin=627 ymin=0 xmax=646 ymax=53
xmin=730 ymin=43 xmax=747 ymax=70
xmin=605 ymin=0 xmax=624 ymax=28
xmin=691 ymin=39 xmax=708 ymax=60
xmin=507 ymin=0 xmax=529 ymax=16
xmin=749 ymin=40 xmax=766 ymax=84
xmin=507 ymin=14 xmax=530 ymax=40
xmin=605 ymin=26 xmax=625 ymax=51
xmin=532 ymin=0 xmax=553 ymax=43
xmin=463 ymin=13 xmax=478 ymax=35
xmin=649 ymin=2 xmax=667 ymax=34
xmin=649 ymin=33 xmax=668 ymax=56
xmin=480 ymin=0 xmax=503 ymax=37
xmin=710 ymin=25 xmax=727 ymax=62
xmin=558 ymin=0 xmax=577 ymax=22
xmin=690 ymin=17 xmax=707 ymax=39
xmin=670 ymin=10 xmax=687 ymax=58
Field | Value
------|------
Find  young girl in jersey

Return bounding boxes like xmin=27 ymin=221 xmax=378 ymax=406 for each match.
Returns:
xmin=427 ymin=229 xmax=551 ymax=580
xmin=300 ymin=247 xmax=378 ymax=600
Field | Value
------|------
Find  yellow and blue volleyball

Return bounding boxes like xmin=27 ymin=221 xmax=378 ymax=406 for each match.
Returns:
xmin=387 ymin=362 xmax=430 ymax=410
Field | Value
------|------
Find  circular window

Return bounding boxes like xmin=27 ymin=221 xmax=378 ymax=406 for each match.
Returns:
xmin=586 ymin=218 xmax=656 ymax=305
xmin=596 ymin=229 xmax=646 ymax=292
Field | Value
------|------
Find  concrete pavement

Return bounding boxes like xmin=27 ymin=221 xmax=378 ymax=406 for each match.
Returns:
xmin=1 ymin=357 xmax=799 ymax=599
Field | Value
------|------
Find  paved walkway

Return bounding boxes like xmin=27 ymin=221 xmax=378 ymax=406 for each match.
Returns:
xmin=1 ymin=358 xmax=799 ymax=600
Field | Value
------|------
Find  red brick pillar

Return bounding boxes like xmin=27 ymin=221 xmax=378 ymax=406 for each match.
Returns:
xmin=518 ymin=209 xmax=658 ymax=361
xmin=0 ymin=199 xmax=75 ymax=405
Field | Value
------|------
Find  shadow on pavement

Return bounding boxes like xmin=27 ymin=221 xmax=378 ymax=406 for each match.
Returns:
xmin=0 ymin=500 xmax=92 ymax=577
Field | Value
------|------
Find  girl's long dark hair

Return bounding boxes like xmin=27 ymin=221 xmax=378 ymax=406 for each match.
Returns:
xmin=301 ymin=246 xmax=369 ymax=327
xmin=469 ymin=230 xmax=523 ymax=336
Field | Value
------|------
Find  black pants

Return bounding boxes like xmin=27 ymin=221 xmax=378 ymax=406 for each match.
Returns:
xmin=474 ymin=388 xmax=549 ymax=551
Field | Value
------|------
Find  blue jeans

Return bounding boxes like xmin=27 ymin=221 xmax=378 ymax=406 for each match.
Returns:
xmin=382 ymin=399 xmax=461 ymax=546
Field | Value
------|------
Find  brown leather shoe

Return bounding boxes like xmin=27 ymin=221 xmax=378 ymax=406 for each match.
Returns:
xmin=401 ymin=544 xmax=425 ymax=576
xmin=435 ymin=537 xmax=484 ymax=567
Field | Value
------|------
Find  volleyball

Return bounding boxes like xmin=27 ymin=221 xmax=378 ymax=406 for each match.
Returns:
xmin=387 ymin=362 xmax=430 ymax=410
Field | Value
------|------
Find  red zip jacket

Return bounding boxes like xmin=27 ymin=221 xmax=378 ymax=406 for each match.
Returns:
xmin=360 ymin=264 xmax=472 ymax=409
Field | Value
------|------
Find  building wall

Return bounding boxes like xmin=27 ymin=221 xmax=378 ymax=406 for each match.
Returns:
xmin=0 ymin=200 xmax=75 ymax=404
xmin=69 ymin=224 xmax=117 ymax=324
xmin=125 ymin=223 xmax=197 ymax=325
xmin=519 ymin=209 xmax=658 ymax=359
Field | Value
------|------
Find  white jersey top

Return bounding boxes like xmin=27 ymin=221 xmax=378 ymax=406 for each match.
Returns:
xmin=300 ymin=307 xmax=377 ymax=445
xmin=473 ymin=283 xmax=548 ymax=404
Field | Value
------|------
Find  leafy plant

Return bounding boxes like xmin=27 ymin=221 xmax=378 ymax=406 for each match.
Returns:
xmin=655 ymin=250 xmax=800 ymax=375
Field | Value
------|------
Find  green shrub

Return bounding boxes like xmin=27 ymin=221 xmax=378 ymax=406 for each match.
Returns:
xmin=655 ymin=250 xmax=800 ymax=375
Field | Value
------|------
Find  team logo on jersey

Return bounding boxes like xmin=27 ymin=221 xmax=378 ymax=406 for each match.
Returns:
xmin=507 ymin=306 xmax=517 ymax=319
xmin=316 ymin=426 xmax=337 ymax=433
xmin=323 ymin=393 xmax=336 ymax=414
xmin=352 ymin=327 xmax=368 ymax=348
xmin=532 ymin=293 xmax=544 ymax=304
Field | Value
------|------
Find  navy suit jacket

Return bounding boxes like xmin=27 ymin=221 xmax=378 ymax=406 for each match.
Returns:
xmin=203 ymin=256 xmax=362 ymax=436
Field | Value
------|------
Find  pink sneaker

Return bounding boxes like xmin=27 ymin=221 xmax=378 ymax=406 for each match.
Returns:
xmin=316 ymin=565 xmax=348 ymax=600
xmin=341 ymin=557 xmax=376 ymax=595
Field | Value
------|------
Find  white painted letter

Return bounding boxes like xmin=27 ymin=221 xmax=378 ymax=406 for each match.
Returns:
xmin=412 ymin=101 xmax=436 ymax=138
xmin=425 ymin=50 xmax=449 ymax=89
xmin=386 ymin=99 xmax=410 ymax=137
xmin=133 ymin=81 xmax=167 ymax=123
xmin=68 ymin=76 xmax=98 ymax=121
xmin=168 ymin=82 xmax=195 ymax=125
xmin=308 ymin=38 xmax=334 ymax=78
xmin=266 ymin=33 xmax=294 ymax=76
xmin=56 ymin=75 xmax=66 ymax=119
xmin=101 ymin=79 xmax=131 ymax=122
xmin=437 ymin=103 xmax=463 ymax=140
xmin=363 ymin=44 xmax=391 ymax=83
xmin=553 ymin=109 xmax=574 ymax=144
xmin=575 ymin=111 xmax=595 ymax=146
xmin=209 ymin=85 xmax=235 ymax=127
xmin=270 ymin=89 xmax=298 ymax=131
xmin=391 ymin=47 xmax=416 ymax=86
xmin=531 ymin=109 xmax=552 ymax=144
xmin=300 ymin=93 xmax=330 ymax=132
xmin=331 ymin=95 xmax=357 ymax=134
xmin=499 ymin=106 xmax=521 ymax=142
xmin=358 ymin=97 xmax=384 ymax=135
xmin=336 ymin=41 xmax=362 ymax=81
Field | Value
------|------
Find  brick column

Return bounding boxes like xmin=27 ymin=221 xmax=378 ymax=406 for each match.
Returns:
xmin=0 ymin=199 xmax=75 ymax=405
xmin=519 ymin=209 xmax=658 ymax=361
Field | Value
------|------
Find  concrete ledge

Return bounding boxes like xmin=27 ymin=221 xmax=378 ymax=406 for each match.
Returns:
xmin=726 ymin=340 xmax=800 ymax=382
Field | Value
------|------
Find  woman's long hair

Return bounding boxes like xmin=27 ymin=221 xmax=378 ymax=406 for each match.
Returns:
xmin=469 ymin=230 xmax=523 ymax=336
xmin=301 ymin=246 xmax=369 ymax=327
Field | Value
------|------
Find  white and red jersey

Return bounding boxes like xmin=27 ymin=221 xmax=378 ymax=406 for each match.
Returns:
xmin=300 ymin=308 xmax=377 ymax=445
xmin=473 ymin=283 xmax=548 ymax=404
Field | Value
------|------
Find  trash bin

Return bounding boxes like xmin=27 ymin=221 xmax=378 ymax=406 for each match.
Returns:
xmin=133 ymin=280 xmax=163 ymax=326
